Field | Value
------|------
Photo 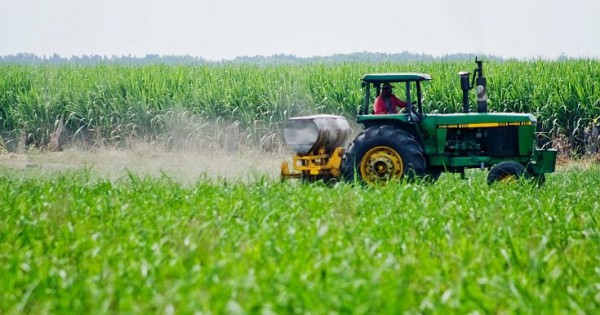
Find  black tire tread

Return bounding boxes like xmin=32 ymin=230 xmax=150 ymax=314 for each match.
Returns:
xmin=341 ymin=125 xmax=426 ymax=184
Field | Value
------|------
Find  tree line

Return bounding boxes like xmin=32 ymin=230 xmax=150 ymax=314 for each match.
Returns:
xmin=0 ymin=52 xmax=507 ymax=66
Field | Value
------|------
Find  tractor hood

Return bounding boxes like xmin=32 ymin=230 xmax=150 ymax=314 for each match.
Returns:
xmin=357 ymin=112 xmax=536 ymax=127
xmin=433 ymin=113 xmax=536 ymax=128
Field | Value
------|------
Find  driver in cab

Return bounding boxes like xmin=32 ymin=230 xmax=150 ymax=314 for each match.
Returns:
xmin=374 ymin=83 xmax=407 ymax=114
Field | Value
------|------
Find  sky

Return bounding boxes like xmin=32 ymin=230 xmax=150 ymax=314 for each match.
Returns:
xmin=1 ymin=0 xmax=600 ymax=61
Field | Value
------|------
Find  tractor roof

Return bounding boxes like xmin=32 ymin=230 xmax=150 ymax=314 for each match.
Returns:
xmin=362 ymin=73 xmax=432 ymax=83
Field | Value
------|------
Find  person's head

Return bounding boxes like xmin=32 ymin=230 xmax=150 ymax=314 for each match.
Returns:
xmin=381 ymin=83 xmax=393 ymax=96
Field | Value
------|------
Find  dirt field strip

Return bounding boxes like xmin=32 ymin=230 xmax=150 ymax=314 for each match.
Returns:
xmin=0 ymin=146 xmax=287 ymax=183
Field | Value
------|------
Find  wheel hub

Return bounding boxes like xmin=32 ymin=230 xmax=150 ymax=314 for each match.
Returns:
xmin=373 ymin=159 xmax=392 ymax=175
xmin=360 ymin=146 xmax=404 ymax=184
xmin=500 ymin=174 xmax=517 ymax=183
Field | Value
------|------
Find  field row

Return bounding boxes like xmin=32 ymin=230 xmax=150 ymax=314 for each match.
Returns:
xmin=1 ymin=60 xmax=599 ymax=151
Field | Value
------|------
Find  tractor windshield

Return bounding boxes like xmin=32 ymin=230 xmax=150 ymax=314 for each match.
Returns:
xmin=361 ymin=73 xmax=431 ymax=116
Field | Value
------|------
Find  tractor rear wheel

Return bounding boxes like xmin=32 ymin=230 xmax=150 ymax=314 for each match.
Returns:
xmin=341 ymin=126 xmax=426 ymax=185
xmin=487 ymin=161 xmax=529 ymax=184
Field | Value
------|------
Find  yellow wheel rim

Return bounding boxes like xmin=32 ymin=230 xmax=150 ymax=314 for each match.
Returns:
xmin=359 ymin=146 xmax=404 ymax=184
xmin=499 ymin=174 xmax=518 ymax=183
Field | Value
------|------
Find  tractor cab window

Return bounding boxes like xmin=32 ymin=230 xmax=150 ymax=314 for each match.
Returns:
xmin=372 ymin=83 xmax=408 ymax=114
xmin=370 ymin=81 xmax=424 ymax=115
xmin=360 ymin=73 xmax=430 ymax=115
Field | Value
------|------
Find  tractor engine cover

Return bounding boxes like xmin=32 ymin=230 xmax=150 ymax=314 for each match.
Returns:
xmin=283 ymin=114 xmax=351 ymax=155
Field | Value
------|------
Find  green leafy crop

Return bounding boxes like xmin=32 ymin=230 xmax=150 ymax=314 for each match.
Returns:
xmin=1 ymin=166 xmax=599 ymax=314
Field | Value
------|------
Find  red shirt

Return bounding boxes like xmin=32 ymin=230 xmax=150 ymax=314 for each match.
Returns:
xmin=374 ymin=95 xmax=407 ymax=114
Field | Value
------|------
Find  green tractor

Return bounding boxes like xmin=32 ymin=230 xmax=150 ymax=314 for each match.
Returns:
xmin=281 ymin=59 xmax=557 ymax=185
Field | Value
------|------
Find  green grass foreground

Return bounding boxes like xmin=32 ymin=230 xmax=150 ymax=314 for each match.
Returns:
xmin=1 ymin=167 xmax=599 ymax=314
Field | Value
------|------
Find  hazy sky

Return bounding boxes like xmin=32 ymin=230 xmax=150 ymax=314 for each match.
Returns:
xmin=1 ymin=0 xmax=599 ymax=60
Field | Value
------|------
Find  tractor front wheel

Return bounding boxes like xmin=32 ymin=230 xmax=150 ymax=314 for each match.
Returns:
xmin=341 ymin=126 xmax=426 ymax=185
xmin=487 ymin=161 xmax=529 ymax=184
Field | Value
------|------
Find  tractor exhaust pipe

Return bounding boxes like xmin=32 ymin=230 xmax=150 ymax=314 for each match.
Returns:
xmin=474 ymin=58 xmax=488 ymax=113
xmin=458 ymin=57 xmax=488 ymax=113
xmin=459 ymin=71 xmax=471 ymax=113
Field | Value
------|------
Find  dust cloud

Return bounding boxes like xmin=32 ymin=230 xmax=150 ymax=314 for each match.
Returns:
xmin=0 ymin=109 xmax=362 ymax=184
xmin=0 ymin=111 xmax=298 ymax=183
xmin=0 ymin=143 xmax=289 ymax=184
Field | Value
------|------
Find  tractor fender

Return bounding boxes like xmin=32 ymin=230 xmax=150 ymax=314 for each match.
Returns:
xmin=361 ymin=118 xmax=424 ymax=148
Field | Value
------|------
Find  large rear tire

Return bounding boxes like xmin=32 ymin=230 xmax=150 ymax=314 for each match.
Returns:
xmin=341 ymin=126 xmax=426 ymax=185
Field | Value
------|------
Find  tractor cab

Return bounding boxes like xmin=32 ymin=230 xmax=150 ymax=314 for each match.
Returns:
xmin=359 ymin=73 xmax=432 ymax=119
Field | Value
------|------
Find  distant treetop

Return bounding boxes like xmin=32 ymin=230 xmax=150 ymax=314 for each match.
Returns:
xmin=0 ymin=52 xmax=507 ymax=65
